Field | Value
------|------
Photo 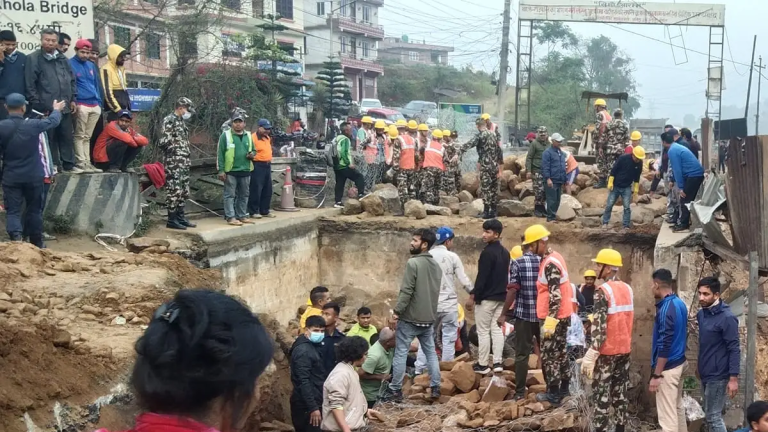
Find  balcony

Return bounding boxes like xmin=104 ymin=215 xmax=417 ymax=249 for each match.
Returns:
xmin=332 ymin=16 xmax=385 ymax=39
xmin=365 ymin=0 xmax=384 ymax=5
xmin=339 ymin=52 xmax=383 ymax=74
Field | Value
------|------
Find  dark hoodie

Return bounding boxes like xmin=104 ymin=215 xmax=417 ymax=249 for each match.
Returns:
xmin=289 ymin=334 xmax=326 ymax=411
xmin=100 ymin=44 xmax=131 ymax=113
xmin=697 ymin=300 xmax=740 ymax=383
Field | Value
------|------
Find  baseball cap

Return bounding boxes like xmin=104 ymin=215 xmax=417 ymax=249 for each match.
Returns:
xmin=232 ymin=112 xmax=246 ymax=121
xmin=537 ymin=126 xmax=548 ymax=133
xmin=550 ymin=133 xmax=564 ymax=142
xmin=258 ymin=119 xmax=272 ymax=129
xmin=435 ymin=226 xmax=454 ymax=245
xmin=118 ymin=109 xmax=132 ymax=119
xmin=5 ymin=93 xmax=27 ymax=108
xmin=75 ymin=39 xmax=92 ymax=50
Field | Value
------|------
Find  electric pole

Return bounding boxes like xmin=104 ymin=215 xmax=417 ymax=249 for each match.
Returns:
xmin=496 ymin=0 xmax=511 ymax=146
xmin=757 ymin=56 xmax=763 ymax=135
xmin=745 ymin=35 xmax=756 ymax=119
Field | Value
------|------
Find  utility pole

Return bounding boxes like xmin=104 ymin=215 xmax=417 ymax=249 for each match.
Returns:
xmin=496 ymin=0 xmax=511 ymax=146
xmin=757 ymin=56 xmax=763 ymax=135
xmin=745 ymin=35 xmax=757 ymax=119
xmin=745 ymin=251 xmax=759 ymax=422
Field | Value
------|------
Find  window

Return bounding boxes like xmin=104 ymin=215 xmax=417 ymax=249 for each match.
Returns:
xmin=362 ymin=41 xmax=369 ymax=57
xmin=145 ymin=32 xmax=160 ymax=59
xmin=278 ymin=41 xmax=296 ymax=57
xmin=252 ymin=0 xmax=264 ymax=16
xmin=340 ymin=36 xmax=346 ymax=54
xmin=408 ymin=51 xmax=419 ymax=61
xmin=143 ymin=0 xmax=159 ymax=4
xmin=431 ymin=52 xmax=440 ymax=63
xmin=179 ymin=34 xmax=198 ymax=57
xmin=340 ymin=0 xmax=352 ymax=17
xmin=349 ymin=37 xmax=357 ymax=56
xmin=177 ymin=0 xmax=195 ymax=5
xmin=362 ymin=5 xmax=370 ymax=22
xmin=276 ymin=0 xmax=293 ymax=19
xmin=224 ymin=0 xmax=241 ymax=10
xmin=316 ymin=1 xmax=325 ymax=15
xmin=222 ymin=34 xmax=244 ymax=58
xmin=113 ymin=26 xmax=130 ymax=50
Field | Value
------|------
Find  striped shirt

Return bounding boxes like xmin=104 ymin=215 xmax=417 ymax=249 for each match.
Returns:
xmin=508 ymin=251 xmax=541 ymax=322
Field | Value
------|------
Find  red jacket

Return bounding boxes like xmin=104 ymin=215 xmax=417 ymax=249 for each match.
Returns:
xmin=96 ymin=413 xmax=220 ymax=432
xmin=94 ymin=121 xmax=149 ymax=163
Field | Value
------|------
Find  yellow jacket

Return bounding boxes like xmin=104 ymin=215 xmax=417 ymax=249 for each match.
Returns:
xmin=100 ymin=44 xmax=131 ymax=112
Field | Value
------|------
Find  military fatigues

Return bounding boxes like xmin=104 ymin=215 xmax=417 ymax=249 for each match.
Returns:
xmin=414 ymin=135 xmax=427 ymax=200
xmin=590 ymin=287 xmax=630 ymax=431
xmin=541 ymin=261 xmax=570 ymax=392
xmin=159 ymin=113 xmax=192 ymax=213
xmin=441 ymin=141 xmax=460 ymax=195
xmin=421 ymin=167 xmax=442 ymax=205
xmin=460 ymin=130 xmax=503 ymax=208
xmin=594 ymin=111 xmax=612 ymax=180
xmin=605 ymin=119 xmax=629 ymax=173
xmin=392 ymin=136 xmax=416 ymax=209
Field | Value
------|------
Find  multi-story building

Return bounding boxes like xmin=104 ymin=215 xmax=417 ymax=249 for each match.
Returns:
xmin=378 ymin=36 xmax=453 ymax=65
xmin=303 ymin=0 xmax=384 ymax=101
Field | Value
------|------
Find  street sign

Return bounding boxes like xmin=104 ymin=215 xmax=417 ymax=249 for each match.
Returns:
xmin=439 ymin=103 xmax=483 ymax=115
xmin=0 ymin=0 xmax=95 ymax=53
xmin=128 ymin=88 xmax=161 ymax=112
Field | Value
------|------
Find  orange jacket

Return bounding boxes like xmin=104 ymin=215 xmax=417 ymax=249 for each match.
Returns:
xmin=399 ymin=135 xmax=416 ymax=170
xmin=93 ymin=121 xmax=148 ymax=163
xmin=536 ymin=251 xmax=574 ymax=320
xmin=423 ymin=139 xmax=445 ymax=171
xmin=597 ymin=280 xmax=634 ymax=355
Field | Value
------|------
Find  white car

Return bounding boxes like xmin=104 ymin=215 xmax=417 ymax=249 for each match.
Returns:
xmin=359 ymin=98 xmax=382 ymax=114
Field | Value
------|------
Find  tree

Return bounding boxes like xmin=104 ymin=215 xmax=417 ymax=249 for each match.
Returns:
xmin=313 ymin=58 xmax=351 ymax=123
xmin=377 ymin=63 xmax=496 ymax=107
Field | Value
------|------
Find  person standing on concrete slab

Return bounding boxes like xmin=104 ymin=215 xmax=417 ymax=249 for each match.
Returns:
xmin=217 ymin=111 xmax=255 ymax=227
xmin=100 ymin=44 xmax=131 ymax=122
xmin=579 ymin=249 xmax=634 ymax=432
xmin=649 ymin=268 xmax=688 ymax=432
xmin=0 ymin=94 xmax=63 ymax=248
xmin=601 ymin=146 xmax=645 ymax=231
xmin=290 ymin=315 xmax=328 ymax=432
xmin=359 ymin=327 xmax=395 ymax=408
xmin=541 ymin=133 xmax=567 ymax=222
xmin=524 ymin=223 xmax=574 ymax=406
xmin=69 ymin=39 xmax=103 ymax=174
xmin=159 ymin=97 xmax=197 ymax=230
xmin=332 ymin=121 xmax=366 ymax=209
xmin=664 ymin=130 xmax=705 ymax=232
xmin=696 ymin=276 xmax=740 ymax=432
xmin=525 ymin=126 xmax=550 ymax=217
xmin=248 ymin=118 xmax=276 ymax=219
xmin=93 ymin=110 xmax=148 ymax=173
xmin=0 ymin=30 xmax=27 ymax=121
xmin=467 ymin=219 xmax=510 ymax=375
xmin=381 ymin=228 xmax=442 ymax=403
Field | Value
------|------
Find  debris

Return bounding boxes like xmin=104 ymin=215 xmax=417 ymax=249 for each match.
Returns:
xmin=126 ymin=238 xmax=171 ymax=253
xmin=457 ymin=190 xmax=474 ymax=203
xmin=52 ymin=330 xmax=72 ymax=348
xmin=110 ymin=316 xmax=127 ymax=326
xmin=449 ymin=361 xmax=476 ymax=392
xmin=342 ymin=199 xmax=363 ymax=215
xmin=404 ymin=200 xmax=427 ymax=219
xmin=424 ymin=204 xmax=452 ymax=216
xmin=360 ymin=194 xmax=385 ymax=216
xmin=481 ymin=376 xmax=509 ymax=403
xmin=458 ymin=202 xmax=480 ymax=218
xmin=452 ymin=389 xmax=480 ymax=403
xmin=497 ymin=200 xmax=533 ymax=217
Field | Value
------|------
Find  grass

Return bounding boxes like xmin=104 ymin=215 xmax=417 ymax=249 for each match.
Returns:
xmin=133 ymin=202 xmax=159 ymax=237
xmin=44 ymin=213 xmax=75 ymax=235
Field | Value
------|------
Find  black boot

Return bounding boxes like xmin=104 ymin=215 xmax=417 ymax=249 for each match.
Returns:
xmin=536 ymin=385 xmax=562 ymax=406
xmin=166 ymin=209 xmax=187 ymax=230
xmin=614 ymin=424 xmax=625 ymax=432
xmin=482 ymin=204 xmax=490 ymax=219
xmin=488 ymin=204 xmax=497 ymax=219
xmin=178 ymin=207 xmax=196 ymax=228
xmin=559 ymin=378 xmax=570 ymax=398
xmin=534 ymin=204 xmax=546 ymax=218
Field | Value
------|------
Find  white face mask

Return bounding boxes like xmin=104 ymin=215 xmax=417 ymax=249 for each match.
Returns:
xmin=182 ymin=111 xmax=192 ymax=120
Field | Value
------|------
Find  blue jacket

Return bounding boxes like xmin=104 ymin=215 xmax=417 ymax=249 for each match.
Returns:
xmin=0 ymin=111 xmax=62 ymax=185
xmin=69 ymin=56 xmax=102 ymax=106
xmin=668 ymin=143 xmax=704 ymax=185
xmin=0 ymin=51 xmax=26 ymax=99
xmin=541 ymin=145 xmax=567 ymax=184
xmin=652 ymin=293 xmax=688 ymax=371
xmin=697 ymin=300 xmax=739 ymax=383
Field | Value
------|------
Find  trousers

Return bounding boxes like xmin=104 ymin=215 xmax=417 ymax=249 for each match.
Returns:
xmin=592 ymin=354 xmax=631 ymax=430
xmin=390 ymin=320 xmax=440 ymax=391
xmin=541 ymin=318 xmax=570 ymax=390
xmin=248 ymin=162 xmax=273 ymax=216
xmin=3 ymin=181 xmax=44 ymax=247
xmin=475 ymin=300 xmax=505 ymax=366
xmin=334 ymin=167 xmax=365 ymax=204
xmin=656 ymin=362 xmax=688 ymax=432
xmin=415 ymin=309 xmax=460 ymax=372
xmin=73 ymin=105 xmax=102 ymax=167
xmin=224 ymin=174 xmax=250 ymax=220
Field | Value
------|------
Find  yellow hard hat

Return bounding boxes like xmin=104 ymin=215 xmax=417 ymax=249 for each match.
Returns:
xmin=374 ymin=120 xmax=386 ymax=129
xmin=387 ymin=125 xmax=399 ymax=138
xmin=361 ymin=116 xmax=373 ymax=124
xmin=592 ymin=248 xmax=623 ymax=267
xmin=630 ymin=130 xmax=642 ymax=141
xmin=432 ymin=129 xmax=443 ymax=139
xmin=396 ymin=119 xmax=407 ymax=128
xmin=633 ymin=145 xmax=646 ymax=160
xmin=417 ymin=123 xmax=429 ymax=131
xmin=442 ymin=129 xmax=451 ymax=137
xmin=594 ymin=98 xmax=606 ymax=106
xmin=584 ymin=270 xmax=597 ymax=278
xmin=510 ymin=245 xmax=523 ymax=260
xmin=407 ymin=120 xmax=418 ymax=129
xmin=522 ymin=224 xmax=551 ymax=245
xmin=481 ymin=113 xmax=491 ymax=120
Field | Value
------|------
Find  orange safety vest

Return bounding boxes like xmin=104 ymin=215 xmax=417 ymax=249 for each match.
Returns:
xmin=384 ymin=136 xmax=393 ymax=165
xmin=536 ymin=251 xmax=574 ymax=320
xmin=598 ymin=111 xmax=612 ymax=134
xmin=597 ymin=280 xmax=634 ymax=355
xmin=423 ymin=139 xmax=445 ymax=170
xmin=363 ymin=129 xmax=377 ymax=164
xmin=400 ymin=135 xmax=416 ymax=170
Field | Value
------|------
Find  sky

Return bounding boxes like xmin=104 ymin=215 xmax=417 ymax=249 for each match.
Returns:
xmin=378 ymin=0 xmax=768 ymax=128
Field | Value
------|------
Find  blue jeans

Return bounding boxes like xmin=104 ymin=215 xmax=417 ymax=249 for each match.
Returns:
xmin=545 ymin=183 xmax=562 ymax=222
xmin=602 ymin=185 xmax=632 ymax=228
xmin=703 ymin=379 xmax=728 ymax=432
xmin=223 ymin=174 xmax=250 ymax=220
xmin=3 ymin=181 xmax=44 ymax=247
xmin=248 ymin=162 xmax=273 ymax=216
xmin=389 ymin=320 xmax=441 ymax=392
xmin=415 ymin=310 xmax=460 ymax=372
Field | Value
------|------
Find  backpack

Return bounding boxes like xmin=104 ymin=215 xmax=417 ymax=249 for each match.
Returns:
xmin=325 ymin=135 xmax=342 ymax=167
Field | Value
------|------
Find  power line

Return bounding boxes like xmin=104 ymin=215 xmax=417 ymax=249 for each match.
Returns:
xmin=724 ymin=28 xmax=748 ymax=77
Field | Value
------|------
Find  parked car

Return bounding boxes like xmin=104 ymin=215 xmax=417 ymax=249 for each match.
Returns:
xmin=359 ymin=98 xmax=383 ymax=114
xmin=399 ymin=100 xmax=438 ymax=120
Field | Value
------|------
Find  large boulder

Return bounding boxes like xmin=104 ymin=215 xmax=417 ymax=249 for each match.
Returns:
xmin=471 ymin=199 xmax=485 ymax=214
xmin=503 ymin=155 xmax=520 ymax=173
xmin=439 ymin=195 xmax=460 ymax=208
xmin=556 ymin=204 xmax=576 ymax=221
xmin=639 ymin=177 xmax=653 ymax=195
xmin=569 ymin=184 xmax=582 ymax=196
xmin=372 ymin=186 xmax=402 ymax=215
xmin=499 ymin=171 xmax=515 ymax=191
xmin=498 ymin=190 xmax=516 ymax=201
xmin=643 ymin=197 xmax=668 ymax=217
xmin=457 ymin=190 xmax=474 ymax=203
xmin=521 ymin=196 xmax=535 ymax=212
xmin=449 ymin=361 xmax=477 ymax=393
xmin=507 ymin=175 xmax=520 ymax=193
xmin=458 ymin=202 xmax=481 ymax=218
xmin=574 ymin=174 xmax=591 ymax=189
xmin=460 ymin=173 xmax=480 ymax=196
xmin=341 ymin=199 xmax=363 ymax=215
xmin=582 ymin=207 xmax=606 ymax=217
xmin=559 ymin=193 xmax=582 ymax=213
xmin=404 ymin=200 xmax=427 ymax=219
xmin=577 ymin=187 xmax=610 ymax=209
xmin=631 ymin=205 xmax=655 ymax=225
xmin=497 ymin=200 xmax=532 ymax=217
xmin=515 ymin=180 xmax=534 ymax=200
xmin=360 ymin=194 xmax=385 ymax=216
xmin=424 ymin=204 xmax=452 ymax=216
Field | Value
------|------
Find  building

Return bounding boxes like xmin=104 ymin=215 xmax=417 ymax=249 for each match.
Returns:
xmin=378 ymin=37 xmax=453 ymax=65
xmin=304 ymin=0 xmax=384 ymax=101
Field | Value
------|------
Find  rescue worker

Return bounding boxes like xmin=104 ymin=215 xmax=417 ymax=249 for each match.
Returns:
xmin=420 ymin=129 xmax=445 ymax=205
xmin=481 ymin=113 xmax=502 ymax=147
xmin=626 ymin=131 xmax=642 ymax=155
xmin=456 ymin=118 xmax=503 ymax=219
xmin=593 ymin=99 xmax=612 ymax=188
xmin=159 ymin=97 xmax=197 ymax=230
xmin=373 ymin=120 xmax=388 ymax=182
xmin=390 ymin=124 xmax=416 ymax=211
xmin=579 ymin=270 xmax=598 ymax=312
xmin=605 ymin=108 xmax=629 ymax=174
xmin=359 ymin=116 xmax=378 ymax=190
xmin=510 ymin=245 xmax=523 ymax=260
xmin=522 ymin=224 xmax=574 ymax=406
xmin=526 ymin=126 xmax=550 ymax=217
xmin=415 ymin=122 xmax=429 ymax=200
xmin=580 ymin=249 xmax=634 ymax=432
xmin=442 ymin=129 xmax=460 ymax=195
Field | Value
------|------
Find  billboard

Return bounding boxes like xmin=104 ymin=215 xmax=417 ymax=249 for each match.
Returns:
xmin=519 ymin=1 xmax=726 ymax=27
xmin=128 ymin=88 xmax=161 ymax=112
xmin=0 ymin=0 xmax=95 ymax=53
xmin=439 ymin=103 xmax=483 ymax=115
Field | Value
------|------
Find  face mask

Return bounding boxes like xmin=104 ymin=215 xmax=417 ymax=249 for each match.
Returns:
xmin=309 ymin=331 xmax=324 ymax=344
xmin=182 ymin=112 xmax=192 ymax=120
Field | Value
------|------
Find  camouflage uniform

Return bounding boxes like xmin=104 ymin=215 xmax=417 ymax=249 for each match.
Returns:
xmin=590 ymin=288 xmax=630 ymax=431
xmin=460 ymin=130 xmax=502 ymax=208
xmin=594 ymin=110 xmax=612 ymax=180
xmin=159 ymin=113 xmax=192 ymax=213
xmin=392 ymin=136 xmax=416 ymax=209
xmin=605 ymin=117 xmax=629 ymax=172
xmin=414 ymin=134 xmax=427 ymax=200
xmin=541 ymin=260 xmax=570 ymax=392
xmin=441 ymin=140 xmax=460 ymax=195
xmin=421 ymin=167 xmax=443 ymax=205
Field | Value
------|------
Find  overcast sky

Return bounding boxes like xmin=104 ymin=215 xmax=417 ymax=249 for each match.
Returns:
xmin=379 ymin=0 xmax=768 ymax=127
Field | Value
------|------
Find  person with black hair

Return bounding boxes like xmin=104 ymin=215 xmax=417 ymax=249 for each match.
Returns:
xmin=663 ymin=129 xmax=704 ymax=232
xmin=468 ymin=218 xmax=510 ymax=375
xmin=381 ymin=228 xmax=442 ymax=403
xmin=322 ymin=336 xmax=373 ymax=431
xmin=0 ymin=30 xmax=26 ymax=121
xmin=119 ymin=289 xmax=274 ymax=432
xmin=697 ymin=276 xmax=739 ymax=432
xmin=346 ymin=306 xmax=377 ymax=345
xmin=741 ymin=401 xmax=768 ymax=432
xmin=321 ymin=301 xmax=346 ymax=375
xmin=301 ymin=286 xmax=331 ymax=330
xmin=681 ymin=128 xmax=701 ymax=160
xmin=57 ymin=33 xmax=71 ymax=54
xmin=291 ymin=314 xmax=328 ymax=432
xmin=332 ymin=121 xmax=366 ymax=208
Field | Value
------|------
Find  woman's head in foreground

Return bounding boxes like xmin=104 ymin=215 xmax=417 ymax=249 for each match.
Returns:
xmin=131 ymin=289 xmax=274 ymax=430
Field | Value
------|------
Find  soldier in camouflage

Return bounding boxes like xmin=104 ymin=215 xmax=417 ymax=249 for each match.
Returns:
xmin=419 ymin=129 xmax=445 ymax=205
xmin=441 ymin=130 xmax=460 ymax=195
xmin=159 ymin=97 xmax=197 ymax=230
xmin=605 ymin=108 xmax=630 ymax=171
xmin=389 ymin=125 xmax=417 ymax=211
xmin=593 ymin=100 xmax=613 ymax=188
xmin=525 ymin=127 xmax=550 ymax=217
xmin=457 ymin=118 xmax=503 ymax=219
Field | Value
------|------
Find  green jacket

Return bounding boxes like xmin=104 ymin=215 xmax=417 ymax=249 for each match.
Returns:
xmin=217 ymin=130 xmax=253 ymax=173
xmin=526 ymin=138 xmax=550 ymax=174
xmin=394 ymin=252 xmax=442 ymax=325
xmin=335 ymin=134 xmax=352 ymax=169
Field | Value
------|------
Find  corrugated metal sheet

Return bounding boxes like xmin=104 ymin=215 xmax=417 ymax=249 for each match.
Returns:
xmin=723 ymin=136 xmax=768 ymax=270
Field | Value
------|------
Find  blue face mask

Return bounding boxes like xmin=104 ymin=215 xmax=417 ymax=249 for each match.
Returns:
xmin=309 ymin=331 xmax=325 ymax=344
